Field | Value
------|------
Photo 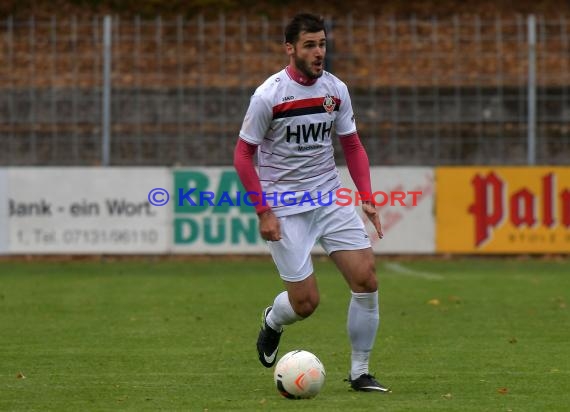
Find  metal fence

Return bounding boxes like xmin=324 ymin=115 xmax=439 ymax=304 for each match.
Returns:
xmin=0 ymin=14 xmax=569 ymax=166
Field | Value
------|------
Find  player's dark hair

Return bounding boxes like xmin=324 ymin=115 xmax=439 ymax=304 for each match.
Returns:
xmin=284 ymin=13 xmax=326 ymax=45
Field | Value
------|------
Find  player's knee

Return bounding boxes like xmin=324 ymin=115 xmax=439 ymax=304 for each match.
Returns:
xmin=291 ymin=294 xmax=319 ymax=318
xmin=363 ymin=273 xmax=378 ymax=292
xmin=354 ymin=261 xmax=378 ymax=292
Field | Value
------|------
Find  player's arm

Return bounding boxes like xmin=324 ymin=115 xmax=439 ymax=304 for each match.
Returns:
xmin=233 ymin=138 xmax=281 ymax=241
xmin=235 ymin=90 xmax=281 ymax=241
xmin=339 ymin=132 xmax=383 ymax=239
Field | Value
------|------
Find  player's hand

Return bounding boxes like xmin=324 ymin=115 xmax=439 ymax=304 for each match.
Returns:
xmin=258 ymin=209 xmax=282 ymax=241
xmin=362 ymin=201 xmax=383 ymax=239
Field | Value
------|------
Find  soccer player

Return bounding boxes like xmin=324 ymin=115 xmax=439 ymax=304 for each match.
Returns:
xmin=233 ymin=13 xmax=390 ymax=393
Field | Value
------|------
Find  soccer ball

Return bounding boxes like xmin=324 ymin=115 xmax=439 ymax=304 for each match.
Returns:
xmin=273 ymin=350 xmax=326 ymax=399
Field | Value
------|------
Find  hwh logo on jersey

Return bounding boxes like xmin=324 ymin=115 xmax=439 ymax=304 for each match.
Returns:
xmin=285 ymin=121 xmax=333 ymax=144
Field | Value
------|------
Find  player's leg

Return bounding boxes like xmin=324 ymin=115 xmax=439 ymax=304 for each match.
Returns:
xmin=269 ymin=274 xmax=320 ymax=327
xmin=258 ymin=275 xmax=319 ymax=367
xmin=330 ymin=248 xmax=388 ymax=391
xmin=320 ymin=204 xmax=390 ymax=392
xmin=257 ymin=211 xmax=319 ymax=367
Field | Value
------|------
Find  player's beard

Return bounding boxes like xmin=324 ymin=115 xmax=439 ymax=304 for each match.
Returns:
xmin=294 ymin=54 xmax=323 ymax=80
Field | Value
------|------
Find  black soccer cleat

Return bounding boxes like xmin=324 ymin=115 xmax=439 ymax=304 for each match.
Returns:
xmin=256 ymin=306 xmax=282 ymax=368
xmin=347 ymin=373 xmax=391 ymax=393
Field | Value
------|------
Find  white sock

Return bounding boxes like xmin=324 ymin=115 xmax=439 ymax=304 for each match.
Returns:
xmin=347 ymin=290 xmax=379 ymax=380
xmin=266 ymin=291 xmax=302 ymax=332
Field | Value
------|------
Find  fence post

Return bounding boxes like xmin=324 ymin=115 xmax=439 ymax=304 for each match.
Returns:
xmin=527 ymin=14 xmax=536 ymax=165
xmin=325 ymin=16 xmax=334 ymax=72
xmin=102 ymin=15 xmax=112 ymax=166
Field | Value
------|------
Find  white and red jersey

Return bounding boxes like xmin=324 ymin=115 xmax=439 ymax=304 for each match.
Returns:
xmin=239 ymin=67 xmax=357 ymax=217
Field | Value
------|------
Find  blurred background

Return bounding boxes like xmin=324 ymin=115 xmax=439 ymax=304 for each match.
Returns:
xmin=1 ymin=0 xmax=569 ymax=167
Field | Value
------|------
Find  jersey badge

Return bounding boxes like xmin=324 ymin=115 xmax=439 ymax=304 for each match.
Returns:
xmin=323 ymin=94 xmax=336 ymax=114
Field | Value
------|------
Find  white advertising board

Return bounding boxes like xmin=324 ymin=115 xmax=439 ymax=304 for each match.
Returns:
xmin=336 ymin=167 xmax=435 ymax=254
xmin=6 ymin=168 xmax=171 ymax=254
xmin=0 ymin=167 xmax=435 ymax=255
xmin=171 ymin=167 xmax=435 ymax=254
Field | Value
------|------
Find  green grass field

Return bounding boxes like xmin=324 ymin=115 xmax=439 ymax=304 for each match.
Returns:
xmin=1 ymin=257 xmax=569 ymax=411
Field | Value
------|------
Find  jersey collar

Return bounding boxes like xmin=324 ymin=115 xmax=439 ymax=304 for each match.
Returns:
xmin=285 ymin=65 xmax=318 ymax=86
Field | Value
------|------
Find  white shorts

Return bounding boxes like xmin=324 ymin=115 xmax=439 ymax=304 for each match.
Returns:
xmin=267 ymin=202 xmax=371 ymax=282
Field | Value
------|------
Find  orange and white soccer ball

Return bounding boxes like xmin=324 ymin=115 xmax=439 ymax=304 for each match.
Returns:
xmin=273 ymin=350 xmax=326 ymax=399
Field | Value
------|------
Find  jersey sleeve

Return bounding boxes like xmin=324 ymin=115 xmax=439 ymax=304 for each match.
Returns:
xmin=239 ymin=93 xmax=273 ymax=145
xmin=233 ymin=138 xmax=271 ymax=215
xmin=335 ymin=82 xmax=357 ymax=136
xmin=339 ymin=132 xmax=372 ymax=197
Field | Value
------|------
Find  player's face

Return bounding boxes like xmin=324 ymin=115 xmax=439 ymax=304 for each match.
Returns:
xmin=288 ymin=30 xmax=326 ymax=79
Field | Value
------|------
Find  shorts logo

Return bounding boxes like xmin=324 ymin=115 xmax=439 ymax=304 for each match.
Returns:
xmin=323 ymin=94 xmax=336 ymax=114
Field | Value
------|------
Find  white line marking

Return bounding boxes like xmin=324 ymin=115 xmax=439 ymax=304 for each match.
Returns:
xmin=383 ymin=262 xmax=444 ymax=280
